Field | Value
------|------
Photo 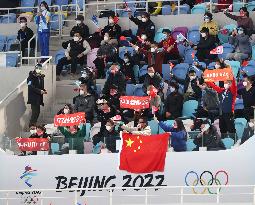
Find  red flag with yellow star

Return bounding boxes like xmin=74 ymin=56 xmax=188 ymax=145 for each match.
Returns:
xmin=119 ymin=133 xmax=170 ymax=173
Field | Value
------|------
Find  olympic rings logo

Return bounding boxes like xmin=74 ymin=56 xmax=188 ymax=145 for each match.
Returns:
xmin=185 ymin=170 xmax=229 ymax=195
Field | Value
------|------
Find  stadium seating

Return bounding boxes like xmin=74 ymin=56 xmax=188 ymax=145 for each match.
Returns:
xmin=6 ymin=53 xmax=19 ymax=67
xmin=187 ymin=26 xmax=200 ymax=45
xmin=162 ymin=64 xmax=171 ymax=81
xmin=154 ymin=27 xmax=171 ymax=43
xmin=0 ymin=35 xmax=6 ymax=51
xmin=172 ymin=27 xmax=189 ymax=41
xmin=208 ymin=62 xmax=216 ymax=69
xmin=222 ymin=138 xmax=234 ymax=149
xmin=20 ymin=0 xmax=36 ymax=12
xmin=1 ymin=14 xmax=16 ymax=24
xmin=242 ymin=61 xmax=255 ymax=76
xmin=184 ymin=47 xmax=197 ymax=64
xmin=139 ymin=64 xmax=148 ymax=77
xmin=132 ymin=65 xmax=139 ymax=82
xmin=218 ymin=43 xmax=235 ymax=59
xmin=182 ymin=100 xmax=198 ymax=118
xmin=191 ymin=4 xmax=207 ymax=14
xmin=119 ymin=47 xmax=134 ymax=60
xmin=51 ymin=14 xmax=65 ymax=31
xmin=134 ymin=84 xmax=145 ymax=96
xmin=234 ymin=118 xmax=247 ymax=139
xmin=173 ymin=4 xmax=191 ymax=14
xmin=172 ymin=63 xmax=189 ymax=80
xmin=6 ymin=35 xmax=17 ymax=51
xmin=186 ymin=139 xmax=196 ymax=151
xmin=246 ymin=1 xmax=255 ymax=11
xmin=235 ymin=98 xmax=244 ymax=110
xmin=72 ymin=0 xmax=84 ymax=10
xmin=55 ymin=49 xmax=65 ymax=64
xmin=51 ymin=143 xmax=60 ymax=154
xmin=38 ymin=0 xmax=52 ymax=6
xmin=148 ymin=120 xmax=159 ymax=134
xmin=162 ymin=5 xmax=171 ymax=15
xmin=227 ymin=61 xmax=240 ymax=78
xmin=126 ymin=84 xmax=136 ymax=96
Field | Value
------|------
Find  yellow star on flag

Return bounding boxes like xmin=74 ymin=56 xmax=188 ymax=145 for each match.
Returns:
xmin=125 ymin=138 xmax=134 ymax=147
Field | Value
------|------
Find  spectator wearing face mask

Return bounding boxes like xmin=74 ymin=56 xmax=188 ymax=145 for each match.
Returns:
xmin=57 ymin=104 xmax=74 ymax=115
xmin=193 ymin=120 xmax=225 ymax=151
xmin=196 ymin=81 xmax=220 ymax=123
xmin=158 ymin=118 xmax=187 ymax=152
xmin=226 ymin=26 xmax=251 ymax=62
xmin=70 ymin=15 xmax=90 ymax=39
xmin=102 ymin=64 xmax=126 ymax=95
xmin=142 ymin=65 xmax=164 ymax=97
xmin=27 ymin=64 xmax=47 ymax=127
xmin=238 ymin=75 xmax=255 ymax=121
xmin=147 ymin=85 xmax=161 ymax=118
xmin=120 ymin=52 xmax=136 ymax=84
xmin=101 ymin=15 xmax=122 ymax=40
xmin=207 ymin=77 xmax=237 ymax=137
xmin=191 ymin=27 xmax=217 ymax=62
xmin=56 ymin=31 xmax=91 ymax=80
xmin=200 ymin=12 xmax=219 ymax=37
xmin=17 ymin=17 xmax=35 ymax=58
xmin=158 ymin=29 xmax=180 ymax=63
xmin=224 ymin=7 xmax=254 ymax=36
xmin=104 ymin=84 xmax=121 ymax=112
xmin=165 ymin=82 xmax=184 ymax=120
xmin=128 ymin=12 xmax=155 ymax=41
xmin=93 ymin=119 xmax=120 ymax=153
xmin=58 ymin=124 xmax=87 ymax=154
xmin=74 ymin=83 xmax=95 ymax=122
xmin=121 ymin=117 xmax=151 ymax=135
xmin=174 ymin=70 xmax=202 ymax=102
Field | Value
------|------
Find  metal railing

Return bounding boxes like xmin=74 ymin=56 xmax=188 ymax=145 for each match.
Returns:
xmin=0 ymin=185 xmax=255 ymax=205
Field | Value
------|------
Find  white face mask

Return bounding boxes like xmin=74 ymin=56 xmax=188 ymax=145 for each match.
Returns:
xmin=30 ymin=129 xmax=37 ymax=135
xmin=169 ymin=87 xmax=175 ymax=93
xmin=40 ymin=6 xmax=46 ymax=11
xmin=63 ymin=108 xmax=69 ymax=114
xmin=124 ymin=58 xmax=129 ymax=63
xmin=141 ymin=35 xmax=147 ymax=40
xmin=201 ymin=124 xmax=210 ymax=132
xmin=162 ymin=33 xmax=167 ymax=40
xmin=148 ymin=72 xmax=154 ymax=77
xmin=109 ymin=19 xmax=114 ymax=24
xmin=80 ymin=90 xmax=85 ymax=95
xmin=238 ymin=30 xmax=244 ymax=35
xmin=36 ymin=69 xmax=41 ymax=74
xmin=141 ymin=17 xmax=147 ymax=22
xmin=215 ymin=64 xmax=221 ymax=69
xmin=204 ymin=18 xmax=210 ymax=23
xmin=73 ymin=36 xmax=79 ymax=42
xmin=224 ymin=83 xmax=230 ymax=90
xmin=20 ymin=22 xmax=26 ymax=28
xmin=243 ymin=81 xmax=248 ymax=87
xmin=190 ymin=76 xmax=196 ymax=80
xmin=76 ymin=20 xmax=81 ymax=25
xmin=106 ymin=125 xmax=112 ymax=131
xmin=104 ymin=36 xmax=109 ymax=41
xmin=201 ymin=33 xmax=206 ymax=38
xmin=147 ymin=91 xmax=150 ymax=95
xmin=151 ymin=47 xmax=156 ymax=53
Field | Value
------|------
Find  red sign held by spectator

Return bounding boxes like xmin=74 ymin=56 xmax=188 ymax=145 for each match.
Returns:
xmin=54 ymin=112 xmax=86 ymax=127
xmin=120 ymin=96 xmax=150 ymax=109
xmin=204 ymin=68 xmax=234 ymax=82
xmin=16 ymin=138 xmax=49 ymax=151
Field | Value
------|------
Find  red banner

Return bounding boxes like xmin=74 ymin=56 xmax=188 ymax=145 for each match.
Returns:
xmin=204 ymin=68 xmax=234 ymax=82
xmin=54 ymin=112 xmax=85 ymax=127
xmin=120 ymin=96 xmax=150 ymax=109
xmin=16 ymin=138 xmax=49 ymax=151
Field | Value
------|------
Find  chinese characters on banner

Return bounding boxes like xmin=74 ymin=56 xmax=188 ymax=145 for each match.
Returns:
xmin=120 ymin=96 xmax=150 ymax=109
xmin=16 ymin=138 xmax=49 ymax=151
xmin=54 ymin=112 xmax=86 ymax=127
xmin=204 ymin=68 xmax=234 ymax=82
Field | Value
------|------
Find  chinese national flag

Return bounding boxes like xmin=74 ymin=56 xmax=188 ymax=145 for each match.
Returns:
xmin=119 ymin=133 xmax=170 ymax=173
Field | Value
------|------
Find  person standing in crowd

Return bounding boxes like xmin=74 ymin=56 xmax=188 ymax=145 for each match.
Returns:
xmin=27 ymin=64 xmax=47 ymax=127
xmin=121 ymin=117 xmax=151 ymax=135
xmin=147 ymin=85 xmax=161 ymax=118
xmin=207 ymin=77 xmax=237 ymax=138
xmin=120 ymin=52 xmax=136 ymax=84
xmin=158 ymin=118 xmax=187 ymax=152
xmin=238 ymin=75 xmax=255 ymax=121
xmin=102 ymin=64 xmax=126 ymax=95
xmin=17 ymin=17 xmax=35 ymax=57
xmin=158 ymin=29 xmax=180 ymax=63
xmin=128 ymin=12 xmax=155 ymax=41
xmin=56 ymin=31 xmax=91 ymax=80
xmin=200 ymin=12 xmax=219 ymax=38
xmin=165 ymin=82 xmax=184 ymax=120
xmin=58 ymin=123 xmax=87 ymax=154
xmin=226 ymin=26 xmax=251 ymax=62
xmin=74 ymin=83 xmax=95 ymax=123
xmin=191 ymin=27 xmax=217 ymax=62
xmin=193 ymin=120 xmax=225 ymax=151
xmin=70 ymin=15 xmax=89 ymax=39
xmin=34 ymin=1 xmax=51 ymax=61
xmin=101 ymin=14 xmax=122 ymax=40
xmin=104 ymin=84 xmax=121 ymax=112
xmin=224 ymin=7 xmax=254 ymax=36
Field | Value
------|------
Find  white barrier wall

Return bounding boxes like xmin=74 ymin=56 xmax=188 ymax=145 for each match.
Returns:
xmin=0 ymin=137 xmax=254 ymax=205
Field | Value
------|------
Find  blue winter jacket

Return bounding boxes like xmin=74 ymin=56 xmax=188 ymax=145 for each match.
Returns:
xmin=159 ymin=121 xmax=187 ymax=152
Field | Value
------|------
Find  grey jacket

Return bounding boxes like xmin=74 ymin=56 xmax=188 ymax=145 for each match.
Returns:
xmin=229 ymin=34 xmax=252 ymax=55
xmin=74 ymin=93 xmax=95 ymax=115
xmin=202 ymin=87 xmax=219 ymax=111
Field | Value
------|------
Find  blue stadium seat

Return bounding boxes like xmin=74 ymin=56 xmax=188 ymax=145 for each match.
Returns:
xmin=55 ymin=49 xmax=65 ymax=64
xmin=187 ymin=26 xmax=200 ymax=45
xmin=222 ymin=138 xmax=234 ymax=149
xmin=6 ymin=53 xmax=18 ymax=67
xmin=72 ymin=0 xmax=84 ymax=10
xmin=1 ymin=13 xmax=16 ymax=24
xmin=218 ymin=43 xmax=234 ymax=60
xmin=177 ymin=44 xmax=186 ymax=58
xmin=119 ymin=47 xmax=134 ymax=60
xmin=133 ymin=65 xmax=139 ymax=82
xmin=95 ymin=84 xmax=102 ymax=96
xmin=252 ymin=45 xmax=255 ymax=60
xmin=20 ymin=0 xmax=36 ymax=12
xmin=38 ymin=0 xmax=52 ymax=6
xmin=246 ymin=1 xmax=255 ymax=11
xmin=208 ymin=62 xmax=216 ymax=69
xmin=51 ymin=14 xmax=64 ymax=31
xmin=162 ymin=5 xmax=171 ymax=15
xmin=134 ymin=84 xmax=145 ymax=96
xmin=218 ymin=24 xmax=237 ymax=44
xmin=235 ymin=98 xmax=244 ymax=110
xmin=234 ymin=118 xmax=247 ymax=139
xmin=148 ymin=120 xmax=159 ymax=134
xmin=51 ymin=143 xmax=60 ymax=154
xmin=173 ymin=4 xmax=191 ymax=14
xmin=184 ymin=47 xmax=197 ymax=64
xmin=227 ymin=61 xmax=240 ymax=78
xmin=6 ymin=35 xmax=17 ymax=51
xmin=190 ymin=65 xmax=203 ymax=78
xmin=191 ymin=4 xmax=207 ymax=14
xmin=182 ymin=100 xmax=198 ymax=118
xmin=139 ymin=64 xmax=148 ymax=77
xmin=154 ymin=27 xmax=171 ymax=43
xmin=125 ymin=84 xmax=136 ymax=96
xmin=172 ymin=63 xmax=189 ymax=80
xmin=162 ymin=64 xmax=171 ymax=81
xmin=85 ymin=123 xmax=91 ymax=140
xmin=0 ymin=35 xmax=6 ymax=51
xmin=55 ymin=0 xmax=69 ymax=8
xmin=186 ymin=139 xmax=196 ymax=151
xmin=242 ymin=62 xmax=255 ymax=76
xmin=233 ymin=2 xmax=244 ymax=12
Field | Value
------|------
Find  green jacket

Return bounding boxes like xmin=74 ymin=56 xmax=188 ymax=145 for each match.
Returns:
xmin=58 ymin=125 xmax=86 ymax=154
